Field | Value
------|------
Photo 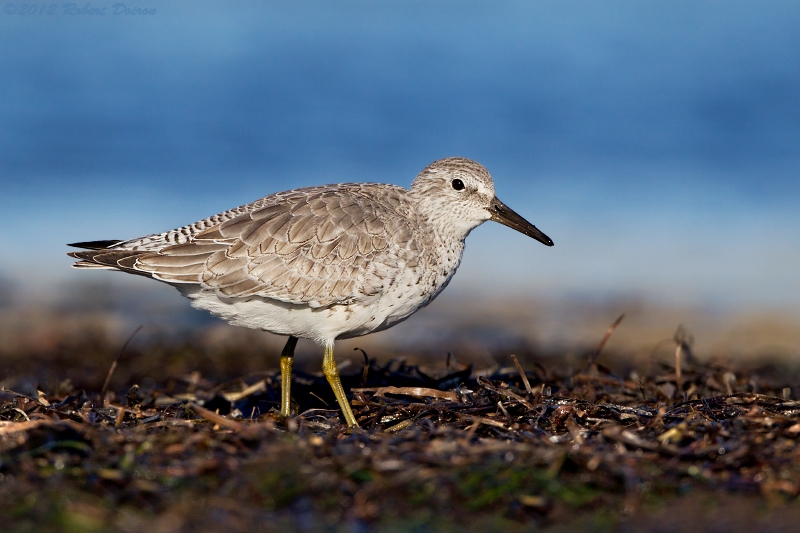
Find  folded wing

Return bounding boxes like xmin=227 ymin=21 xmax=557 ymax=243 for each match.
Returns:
xmin=68 ymin=184 xmax=419 ymax=308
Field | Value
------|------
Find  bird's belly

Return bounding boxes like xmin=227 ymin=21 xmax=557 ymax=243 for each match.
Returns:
xmin=178 ymin=285 xmax=432 ymax=345
xmin=337 ymin=284 xmax=433 ymax=339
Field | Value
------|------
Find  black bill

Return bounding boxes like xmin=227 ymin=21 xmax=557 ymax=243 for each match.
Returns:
xmin=488 ymin=198 xmax=554 ymax=246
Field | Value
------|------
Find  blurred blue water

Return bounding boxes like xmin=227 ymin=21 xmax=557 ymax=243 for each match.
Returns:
xmin=1 ymin=1 xmax=798 ymax=309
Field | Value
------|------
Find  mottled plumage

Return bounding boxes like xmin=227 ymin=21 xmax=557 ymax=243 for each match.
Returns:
xmin=68 ymin=157 xmax=553 ymax=427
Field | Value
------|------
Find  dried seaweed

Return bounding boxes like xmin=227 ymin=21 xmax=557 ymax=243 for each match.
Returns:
xmin=2 ymin=345 xmax=800 ymax=531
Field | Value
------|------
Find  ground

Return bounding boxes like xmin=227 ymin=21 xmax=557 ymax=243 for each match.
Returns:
xmin=2 ymin=314 xmax=800 ymax=532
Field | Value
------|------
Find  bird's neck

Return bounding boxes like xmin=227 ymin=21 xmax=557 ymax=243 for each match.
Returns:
xmin=410 ymin=206 xmax=470 ymax=271
xmin=411 ymin=199 xmax=479 ymax=244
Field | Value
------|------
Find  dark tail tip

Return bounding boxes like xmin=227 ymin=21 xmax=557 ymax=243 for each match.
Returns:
xmin=67 ymin=240 xmax=123 ymax=250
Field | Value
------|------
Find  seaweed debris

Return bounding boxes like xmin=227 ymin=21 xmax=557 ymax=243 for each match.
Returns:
xmin=3 ymin=346 xmax=800 ymax=531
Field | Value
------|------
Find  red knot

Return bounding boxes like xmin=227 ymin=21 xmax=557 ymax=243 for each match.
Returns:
xmin=68 ymin=157 xmax=553 ymax=427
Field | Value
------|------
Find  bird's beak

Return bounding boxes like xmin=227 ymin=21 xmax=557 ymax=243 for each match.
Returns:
xmin=488 ymin=198 xmax=554 ymax=246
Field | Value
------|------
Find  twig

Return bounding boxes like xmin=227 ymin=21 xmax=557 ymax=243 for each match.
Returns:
xmin=221 ymin=380 xmax=266 ymax=402
xmin=673 ymin=325 xmax=693 ymax=392
xmin=0 ymin=388 xmax=41 ymax=404
xmin=100 ymin=325 xmax=143 ymax=408
xmin=464 ymin=420 xmax=480 ymax=440
xmin=510 ymin=354 xmax=533 ymax=395
xmin=535 ymin=398 xmax=553 ymax=429
xmin=309 ymin=391 xmax=329 ymax=406
xmin=189 ymin=402 xmax=242 ymax=431
xmin=355 ymin=347 xmax=369 ymax=388
xmin=497 ymin=401 xmax=511 ymax=421
xmin=385 ymin=419 xmax=414 ymax=432
xmin=207 ymin=370 xmax=273 ymax=396
xmin=585 ymin=313 xmax=625 ymax=370
xmin=455 ymin=412 xmax=507 ymax=429
xmin=477 ymin=377 xmax=536 ymax=410
xmin=702 ymin=398 xmax=718 ymax=422
xmin=446 ymin=351 xmax=460 ymax=371
xmin=360 ymin=386 xmax=459 ymax=402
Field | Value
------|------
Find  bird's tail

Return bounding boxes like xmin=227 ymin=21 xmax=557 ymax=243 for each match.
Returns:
xmin=67 ymin=240 xmax=146 ymax=272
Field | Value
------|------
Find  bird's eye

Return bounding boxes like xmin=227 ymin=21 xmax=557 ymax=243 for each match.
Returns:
xmin=451 ymin=179 xmax=465 ymax=191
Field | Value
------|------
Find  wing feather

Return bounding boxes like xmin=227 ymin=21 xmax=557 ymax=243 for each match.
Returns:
xmin=69 ymin=183 xmax=419 ymax=307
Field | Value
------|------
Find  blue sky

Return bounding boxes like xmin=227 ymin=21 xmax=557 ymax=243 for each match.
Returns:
xmin=1 ymin=1 xmax=799 ymax=310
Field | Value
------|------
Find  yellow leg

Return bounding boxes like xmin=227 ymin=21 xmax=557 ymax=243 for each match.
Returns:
xmin=322 ymin=344 xmax=359 ymax=428
xmin=280 ymin=336 xmax=298 ymax=418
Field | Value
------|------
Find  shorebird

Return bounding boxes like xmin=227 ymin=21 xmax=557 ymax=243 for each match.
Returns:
xmin=68 ymin=157 xmax=553 ymax=427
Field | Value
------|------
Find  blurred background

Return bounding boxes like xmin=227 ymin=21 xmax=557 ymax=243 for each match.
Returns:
xmin=1 ymin=1 xmax=799 ymax=386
